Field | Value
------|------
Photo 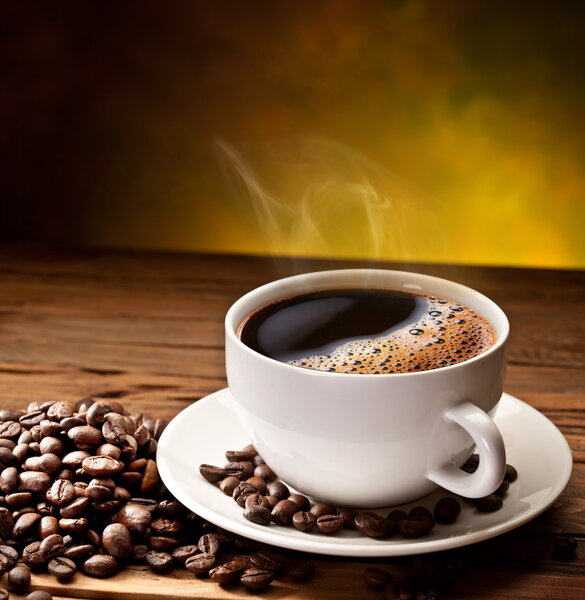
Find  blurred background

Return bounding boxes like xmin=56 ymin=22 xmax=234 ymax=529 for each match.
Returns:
xmin=1 ymin=0 xmax=584 ymax=269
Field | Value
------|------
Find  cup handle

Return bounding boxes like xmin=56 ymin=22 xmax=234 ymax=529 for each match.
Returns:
xmin=427 ymin=401 xmax=506 ymax=498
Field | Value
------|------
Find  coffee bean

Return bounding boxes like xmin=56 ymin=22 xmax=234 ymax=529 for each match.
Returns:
xmin=474 ymin=494 xmax=503 ymax=512
xmin=339 ymin=508 xmax=358 ymax=529
xmin=249 ymin=550 xmax=284 ymax=571
xmin=218 ymin=476 xmax=239 ymax=496
xmin=147 ymin=536 xmax=178 ymax=552
xmin=0 ymin=544 xmax=20 ymax=574
xmin=115 ymin=503 xmax=152 ymax=536
xmin=82 ymin=554 xmax=119 ymax=578
xmin=434 ymin=498 xmax=461 ymax=524
xmin=185 ymin=552 xmax=217 ymax=575
xmin=63 ymin=544 xmax=94 ymax=560
xmin=355 ymin=512 xmax=387 ymax=538
xmin=233 ymin=482 xmax=260 ymax=507
xmin=399 ymin=516 xmax=435 ymax=537
xmin=245 ymin=494 xmax=272 ymax=510
xmin=8 ymin=565 xmax=31 ymax=588
xmin=171 ymin=545 xmax=200 ymax=567
xmin=0 ymin=508 xmax=14 ymax=539
xmin=140 ymin=459 xmax=160 ymax=494
xmin=264 ymin=495 xmax=279 ymax=510
xmin=39 ymin=516 xmax=59 ymax=539
xmin=253 ymin=463 xmax=276 ymax=482
xmin=47 ymin=401 xmax=75 ymax=420
xmin=0 ymin=408 xmax=24 ymax=421
xmin=48 ymin=556 xmax=77 ymax=582
xmin=246 ymin=476 xmax=268 ymax=495
xmin=21 ymin=541 xmax=45 ymax=570
xmin=267 ymin=481 xmax=290 ymax=500
xmin=12 ymin=512 xmax=41 ymax=539
xmin=209 ymin=559 xmax=247 ymax=584
xmin=12 ymin=443 xmax=29 ymax=463
xmin=288 ymin=493 xmax=310 ymax=511
xmin=39 ymin=436 xmax=64 ymax=456
xmin=504 ymin=464 xmax=518 ymax=482
xmin=145 ymin=550 xmax=173 ymax=573
xmin=0 ymin=422 xmax=21 ymax=439
xmin=292 ymin=510 xmax=316 ymax=532
xmin=61 ymin=450 xmax=91 ymax=468
xmin=58 ymin=517 xmax=88 ymax=534
xmin=272 ymin=499 xmax=298 ymax=525
xmin=316 ymin=513 xmax=344 ymax=534
xmin=226 ymin=444 xmax=258 ymax=462
xmin=410 ymin=506 xmax=433 ymax=520
xmin=102 ymin=523 xmax=132 ymax=559
xmin=199 ymin=464 xmax=228 ymax=483
xmin=243 ymin=505 xmax=272 ymax=526
xmin=225 ymin=461 xmax=254 ymax=480
xmin=288 ymin=558 xmax=315 ymax=581
xmin=241 ymin=567 xmax=274 ymax=591
xmin=0 ymin=448 xmax=15 ymax=467
xmin=6 ymin=492 xmax=33 ymax=508
xmin=68 ymin=425 xmax=103 ymax=446
xmin=460 ymin=453 xmax=479 ymax=473
xmin=27 ymin=592 xmax=53 ymax=600
xmin=39 ymin=534 xmax=65 ymax=559
xmin=81 ymin=455 xmax=122 ymax=477
xmin=18 ymin=472 xmax=51 ymax=494
xmin=198 ymin=533 xmax=222 ymax=555
xmin=310 ymin=502 xmax=337 ymax=518
xmin=20 ymin=410 xmax=46 ymax=429
xmin=364 ymin=566 xmax=392 ymax=589
xmin=60 ymin=497 xmax=90 ymax=518
xmin=495 ymin=481 xmax=510 ymax=497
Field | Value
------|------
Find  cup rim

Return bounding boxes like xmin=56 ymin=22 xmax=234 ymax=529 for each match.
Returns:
xmin=225 ymin=268 xmax=509 ymax=378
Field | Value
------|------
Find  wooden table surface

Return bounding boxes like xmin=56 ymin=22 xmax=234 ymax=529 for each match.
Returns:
xmin=0 ymin=244 xmax=583 ymax=599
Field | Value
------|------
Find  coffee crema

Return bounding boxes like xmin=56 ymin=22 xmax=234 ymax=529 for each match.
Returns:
xmin=239 ymin=288 xmax=496 ymax=374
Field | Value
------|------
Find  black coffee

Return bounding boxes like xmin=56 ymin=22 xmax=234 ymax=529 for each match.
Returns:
xmin=239 ymin=288 xmax=496 ymax=374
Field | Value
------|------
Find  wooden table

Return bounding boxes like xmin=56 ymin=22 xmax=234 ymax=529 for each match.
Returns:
xmin=0 ymin=244 xmax=583 ymax=599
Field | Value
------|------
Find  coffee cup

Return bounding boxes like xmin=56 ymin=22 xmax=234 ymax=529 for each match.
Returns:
xmin=225 ymin=269 xmax=508 ymax=507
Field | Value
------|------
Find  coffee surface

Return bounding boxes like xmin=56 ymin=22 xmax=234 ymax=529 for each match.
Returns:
xmin=239 ymin=288 xmax=496 ymax=374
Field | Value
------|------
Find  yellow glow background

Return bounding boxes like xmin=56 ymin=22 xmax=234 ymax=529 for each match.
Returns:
xmin=4 ymin=2 xmax=584 ymax=268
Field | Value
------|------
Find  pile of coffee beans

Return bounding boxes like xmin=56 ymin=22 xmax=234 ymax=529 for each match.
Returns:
xmin=200 ymin=447 xmax=519 ymax=540
xmin=0 ymin=400 xmax=314 ymax=596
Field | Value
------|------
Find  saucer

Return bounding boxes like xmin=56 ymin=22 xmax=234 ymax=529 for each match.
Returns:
xmin=157 ymin=390 xmax=572 ymax=557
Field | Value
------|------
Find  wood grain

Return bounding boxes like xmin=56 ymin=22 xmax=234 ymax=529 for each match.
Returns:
xmin=0 ymin=244 xmax=583 ymax=599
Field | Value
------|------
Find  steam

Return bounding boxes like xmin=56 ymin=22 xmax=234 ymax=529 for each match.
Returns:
xmin=215 ymin=135 xmax=439 ymax=268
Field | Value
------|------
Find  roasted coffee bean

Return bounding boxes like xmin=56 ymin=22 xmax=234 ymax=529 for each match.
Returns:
xmin=339 ymin=508 xmax=358 ymax=529
xmin=387 ymin=509 xmax=408 ymax=523
xmin=151 ymin=516 xmax=182 ymax=536
xmin=81 ymin=455 xmax=122 ymax=477
xmin=552 ymin=536 xmax=579 ymax=560
xmin=171 ymin=545 xmax=200 ymax=567
xmin=59 ymin=517 xmax=88 ymax=534
xmin=225 ymin=461 xmax=254 ymax=480
xmin=86 ymin=480 xmax=113 ymax=502
xmin=0 ymin=508 xmax=14 ymax=539
xmin=288 ymin=493 xmax=311 ymax=511
xmin=460 ymin=453 xmax=479 ymax=473
xmin=233 ymin=482 xmax=260 ymax=507
xmin=504 ymin=464 xmax=518 ymax=483
xmin=149 ymin=536 xmax=178 ymax=552
xmin=199 ymin=464 xmax=228 ymax=483
xmin=39 ymin=534 xmax=65 ymax=559
xmin=118 ymin=471 xmax=143 ymax=489
xmin=126 ymin=458 xmax=147 ymax=472
xmin=102 ymin=523 xmax=132 ymax=559
xmin=264 ymin=495 xmax=279 ymax=510
xmin=0 ymin=447 xmax=15 ymax=467
xmin=12 ymin=443 xmax=29 ymax=463
xmin=292 ymin=510 xmax=316 ymax=532
xmin=495 ymin=481 xmax=510 ymax=497
xmin=60 ymin=497 xmax=90 ymax=518
xmin=157 ymin=499 xmax=186 ymax=518
xmin=20 ymin=410 xmax=46 ymax=429
xmin=63 ymin=544 xmax=94 ymax=561
xmin=241 ymin=567 xmax=274 ymax=591
xmin=246 ymin=476 xmax=268 ymax=495
xmin=0 ymin=422 xmax=21 ymax=439
xmin=60 ymin=417 xmax=86 ymax=432
xmin=253 ymin=462 xmax=276 ymax=481
xmin=128 ymin=497 xmax=158 ymax=512
xmin=410 ymin=506 xmax=433 ymax=520
xmin=115 ymin=503 xmax=152 ymax=536
xmin=26 ymin=453 xmax=61 ymax=475
xmin=68 ymin=425 xmax=103 ymax=446
xmin=39 ymin=516 xmax=59 ymax=539
xmin=364 ymin=566 xmax=392 ymax=589
xmin=0 ymin=408 xmax=24 ymax=422
xmin=198 ymin=532 xmax=222 ymax=555
xmin=82 ymin=554 xmax=119 ymax=578
xmin=113 ymin=486 xmax=131 ymax=503
xmin=267 ymin=481 xmax=290 ymax=499
xmin=310 ymin=502 xmax=337 ymax=518
xmin=48 ymin=556 xmax=77 ymax=582
xmin=219 ymin=475 xmax=240 ymax=496
xmin=39 ymin=419 xmax=62 ymax=438
xmin=140 ymin=459 xmax=160 ymax=494
xmin=288 ymin=558 xmax=315 ymax=581
xmin=12 ymin=512 xmax=42 ymax=538
xmin=399 ymin=516 xmax=435 ymax=537
xmin=8 ymin=565 xmax=31 ymax=588
xmin=73 ymin=481 xmax=89 ymax=498
xmin=6 ymin=492 xmax=33 ymax=508
xmin=243 ymin=505 xmax=272 ymax=526
xmin=434 ymin=498 xmax=461 ymax=524
xmin=355 ymin=512 xmax=387 ymax=538
xmin=0 ymin=545 xmax=19 ymax=576
xmin=27 ymin=592 xmax=53 ymax=600
xmin=21 ymin=541 xmax=45 ymax=570
xmin=47 ymin=401 xmax=75 ymax=420
xmin=317 ymin=513 xmax=344 ymax=534
xmin=249 ymin=550 xmax=284 ymax=571
xmin=61 ymin=450 xmax=91 ymax=468
xmin=209 ymin=559 xmax=247 ymax=584
xmin=272 ymin=499 xmax=299 ymax=525
xmin=18 ymin=472 xmax=51 ymax=494
xmin=245 ymin=494 xmax=271 ymax=510
xmin=145 ymin=550 xmax=173 ymax=573
xmin=39 ymin=437 xmax=65 ymax=458
xmin=185 ymin=552 xmax=217 ymax=575
xmin=474 ymin=494 xmax=503 ymax=512
xmin=226 ymin=444 xmax=257 ymax=462
xmin=102 ymin=416 xmax=127 ymax=445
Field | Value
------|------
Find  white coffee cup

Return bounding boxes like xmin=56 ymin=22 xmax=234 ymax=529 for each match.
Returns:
xmin=225 ymin=269 xmax=508 ymax=508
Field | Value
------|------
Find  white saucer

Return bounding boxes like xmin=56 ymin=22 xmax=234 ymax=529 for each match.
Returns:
xmin=157 ymin=390 xmax=572 ymax=557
